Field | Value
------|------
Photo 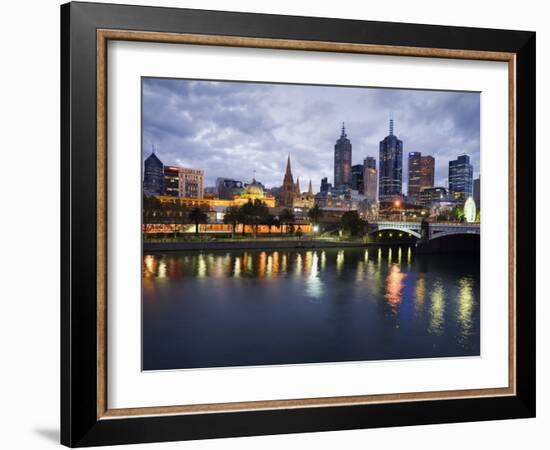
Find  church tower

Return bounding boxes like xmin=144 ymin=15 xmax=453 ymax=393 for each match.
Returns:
xmin=281 ymin=155 xmax=296 ymax=207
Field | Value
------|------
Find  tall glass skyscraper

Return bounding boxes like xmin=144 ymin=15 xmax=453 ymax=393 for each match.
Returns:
xmin=378 ymin=119 xmax=403 ymax=201
xmin=407 ymin=152 xmax=422 ymax=203
xmin=143 ymin=149 xmax=164 ymax=196
xmin=420 ymin=155 xmax=435 ymax=190
xmin=334 ymin=123 xmax=352 ymax=190
xmin=363 ymin=156 xmax=377 ymax=202
xmin=448 ymin=154 xmax=474 ymax=201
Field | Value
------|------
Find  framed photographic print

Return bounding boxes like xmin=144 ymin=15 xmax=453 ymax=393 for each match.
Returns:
xmin=61 ymin=1 xmax=536 ymax=447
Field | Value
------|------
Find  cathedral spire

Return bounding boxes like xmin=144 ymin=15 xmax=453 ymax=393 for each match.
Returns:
xmin=308 ymin=179 xmax=313 ymax=197
xmin=295 ymin=176 xmax=301 ymax=195
xmin=285 ymin=155 xmax=292 ymax=176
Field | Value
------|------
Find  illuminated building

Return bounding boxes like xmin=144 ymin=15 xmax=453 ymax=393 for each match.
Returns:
xmin=163 ymin=166 xmax=180 ymax=197
xmin=363 ymin=156 xmax=377 ymax=202
xmin=178 ymin=167 xmax=204 ymax=198
xmin=293 ymin=179 xmax=314 ymax=209
xmin=334 ymin=123 xmax=352 ymax=190
xmin=448 ymin=155 xmax=473 ymax=201
xmin=351 ymin=164 xmax=364 ymax=193
xmin=143 ymin=148 xmax=164 ymax=196
xmin=420 ymin=186 xmax=449 ymax=206
xmin=281 ymin=155 xmax=296 ymax=207
xmin=407 ymin=152 xmax=422 ymax=203
xmin=379 ymin=118 xmax=403 ymax=201
xmin=420 ymin=155 xmax=435 ymax=190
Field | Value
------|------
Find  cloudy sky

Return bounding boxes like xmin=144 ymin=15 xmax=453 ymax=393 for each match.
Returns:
xmin=142 ymin=78 xmax=480 ymax=193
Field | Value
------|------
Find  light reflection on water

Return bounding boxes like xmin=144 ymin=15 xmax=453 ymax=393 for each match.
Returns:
xmin=143 ymin=246 xmax=480 ymax=369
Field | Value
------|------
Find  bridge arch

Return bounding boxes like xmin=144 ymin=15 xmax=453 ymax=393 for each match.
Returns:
xmin=368 ymin=228 xmax=421 ymax=239
xmin=429 ymin=230 xmax=480 ymax=241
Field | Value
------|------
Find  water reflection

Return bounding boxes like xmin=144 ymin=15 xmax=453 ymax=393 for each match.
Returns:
xmin=384 ymin=263 xmax=406 ymax=314
xmin=457 ymin=276 xmax=475 ymax=343
xmin=143 ymin=247 xmax=480 ymax=368
xmin=429 ymin=281 xmax=445 ymax=335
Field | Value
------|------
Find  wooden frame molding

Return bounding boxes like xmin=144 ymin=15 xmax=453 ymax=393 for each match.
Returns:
xmin=96 ymin=29 xmax=517 ymax=421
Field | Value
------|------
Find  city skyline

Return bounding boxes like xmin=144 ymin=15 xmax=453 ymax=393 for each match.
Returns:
xmin=143 ymin=78 xmax=480 ymax=193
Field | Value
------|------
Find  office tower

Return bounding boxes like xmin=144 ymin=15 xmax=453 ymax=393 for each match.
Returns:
xmin=363 ymin=156 xmax=377 ymax=202
xmin=420 ymin=155 xmax=435 ymax=190
xmin=378 ymin=118 xmax=403 ymax=200
xmin=334 ymin=123 xmax=352 ymax=190
xmin=448 ymin=155 xmax=474 ymax=202
xmin=143 ymin=149 xmax=164 ymax=196
xmin=351 ymin=164 xmax=364 ymax=193
xmin=407 ymin=152 xmax=422 ymax=202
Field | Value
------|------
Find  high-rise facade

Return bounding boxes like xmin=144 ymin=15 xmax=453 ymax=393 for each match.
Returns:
xmin=143 ymin=150 xmax=164 ymax=196
xmin=473 ymin=177 xmax=481 ymax=208
xmin=420 ymin=155 xmax=435 ymax=191
xmin=378 ymin=119 xmax=403 ymax=201
xmin=179 ymin=167 xmax=204 ymax=198
xmin=334 ymin=123 xmax=352 ymax=190
xmin=163 ymin=166 xmax=180 ymax=197
xmin=363 ymin=156 xmax=377 ymax=202
xmin=320 ymin=177 xmax=332 ymax=194
xmin=448 ymin=155 xmax=473 ymax=202
xmin=351 ymin=164 xmax=364 ymax=193
xmin=407 ymin=152 xmax=422 ymax=203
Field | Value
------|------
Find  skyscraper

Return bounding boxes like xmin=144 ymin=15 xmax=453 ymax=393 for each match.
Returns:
xmin=320 ymin=177 xmax=332 ymax=194
xmin=378 ymin=118 xmax=403 ymax=201
xmin=281 ymin=155 xmax=296 ymax=207
xmin=407 ymin=152 xmax=422 ymax=203
xmin=163 ymin=166 xmax=180 ymax=196
xmin=448 ymin=155 xmax=474 ymax=202
xmin=363 ymin=156 xmax=377 ymax=202
xmin=334 ymin=123 xmax=352 ymax=190
xmin=143 ymin=149 xmax=164 ymax=196
xmin=351 ymin=164 xmax=364 ymax=193
xmin=473 ymin=177 xmax=481 ymax=209
xmin=420 ymin=155 xmax=435 ymax=191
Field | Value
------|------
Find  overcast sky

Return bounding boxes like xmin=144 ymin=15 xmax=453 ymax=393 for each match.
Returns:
xmin=142 ymin=78 xmax=480 ymax=193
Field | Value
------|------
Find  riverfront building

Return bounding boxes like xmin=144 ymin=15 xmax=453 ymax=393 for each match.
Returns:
xmin=473 ymin=177 xmax=481 ymax=209
xmin=143 ymin=150 xmax=164 ymax=196
xmin=379 ymin=118 xmax=403 ymax=201
xmin=351 ymin=164 xmax=364 ymax=193
xmin=334 ymin=123 xmax=352 ymax=190
xmin=449 ymin=155 xmax=474 ymax=202
xmin=420 ymin=155 xmax=435 ymax=191
xmin=363 ymin=156 xmax=377 ymax=202
xmin=407 ymin=152 xmax=422 ymax=203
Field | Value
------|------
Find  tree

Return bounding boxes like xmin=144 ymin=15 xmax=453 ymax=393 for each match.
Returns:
xmin=142 ymin=195 xmax=162 ymax=234
xmin=188 ymin=207 xmax=208 ymax=235
xmin=307 ymin=204 xmax=323 ymax=235
xmin=279 ymin=208 xmax=295 ymax=235
xmin=265 ymin=214 xmax=280 ymax=235
xmin=240 ymin=199 xmax=269 ymax=238
xmin=340 ymin=210 xmax=365 ymax=237
xmin=223 ymin=205 xmax=241 ymax=238
xmin=451 ymin=205 xmax=465 ymax=222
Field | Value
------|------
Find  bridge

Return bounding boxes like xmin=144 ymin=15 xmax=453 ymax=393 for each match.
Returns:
xmin=369 ymin=221 xmax=480 ymax=242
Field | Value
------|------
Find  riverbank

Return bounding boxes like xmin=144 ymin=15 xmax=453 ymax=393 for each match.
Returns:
xmin=143 ymin=238 xmax=369 ymax=252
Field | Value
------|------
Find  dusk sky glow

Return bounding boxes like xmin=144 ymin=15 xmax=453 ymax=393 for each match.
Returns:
xmin=142 ymin=78 xmax=480 ymax=192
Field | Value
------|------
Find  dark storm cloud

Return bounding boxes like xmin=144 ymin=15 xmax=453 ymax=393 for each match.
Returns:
xmin=142 ymin=78 xmax=480 ymax=192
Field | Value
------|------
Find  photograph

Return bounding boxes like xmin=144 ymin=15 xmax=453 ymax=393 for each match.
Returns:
xmin=141 ymin=78 xmax=481 ymax=371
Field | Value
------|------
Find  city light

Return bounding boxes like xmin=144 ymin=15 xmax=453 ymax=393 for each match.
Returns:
xmin=394 ymin=200 xmax=401 ymax=208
